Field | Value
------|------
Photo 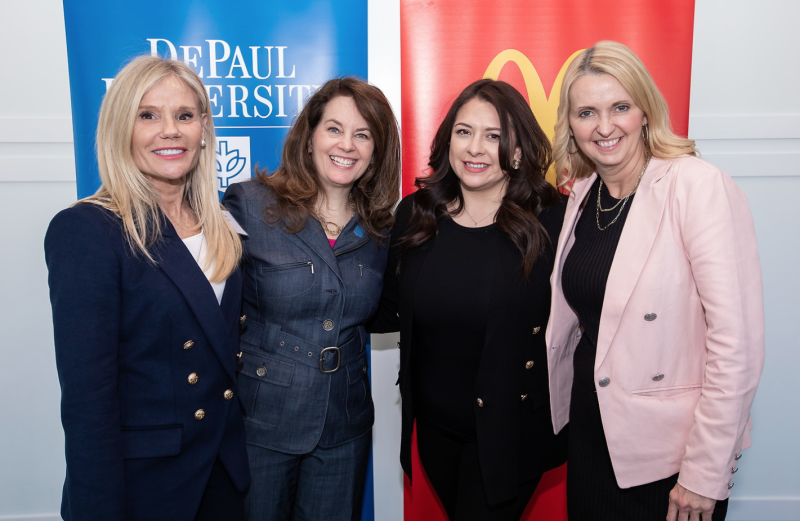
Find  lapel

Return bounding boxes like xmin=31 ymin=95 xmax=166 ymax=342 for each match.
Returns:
xmin=554 ymin=175 xmax=597 ymax=278
xmin=283 ymin=216 xmax=370 ymax=283
xmin=594 ymin=157 xmax=673 ymax=369
xmin=155 ymin=221 xmax=237 ymax=381
xmin=546 ymin=176 xmax=595 ymax=350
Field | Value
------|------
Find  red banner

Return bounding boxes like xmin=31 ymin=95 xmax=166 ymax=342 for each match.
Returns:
xmin=400 ymin=0 xmax=695 ymax=194
xmin=399 ymin=1 xmax=695 ymax=519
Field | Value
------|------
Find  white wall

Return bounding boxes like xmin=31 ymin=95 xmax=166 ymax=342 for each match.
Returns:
xmin=0 ymin=1 xmax=796 ymax=520
xmin=687 ymin=3 xmax=800 ymax=519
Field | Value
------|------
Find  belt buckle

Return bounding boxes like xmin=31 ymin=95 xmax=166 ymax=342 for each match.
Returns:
xmin=319 ymin=346 xmax=341 ymax=374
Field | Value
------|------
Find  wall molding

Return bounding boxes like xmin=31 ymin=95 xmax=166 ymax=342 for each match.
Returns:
xmin=689 ymin=115 xmax=800 ymax=140
xmin=728 ymin=498 xmax=800 ymax=521
xmin=0 ymin=157 xmax=75 ymax=182
xmin=0 ymin=118 xmax=73 ymax=143
xmin=1 ymin=116 xmax=798 ymax=182
xmin=1 ymin=115 xmax=797 ymax=144
xmin=0 ymin=514 xmax=61 ymax=521
xmin=698 ymin=151 xmax=799 ymax=178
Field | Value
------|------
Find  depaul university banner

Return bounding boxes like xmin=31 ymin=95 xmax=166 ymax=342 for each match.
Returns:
xmin=63 ymin=0 xmax=368 ymax=200
xmin=62 ymin=2 xmax=374 ymax=519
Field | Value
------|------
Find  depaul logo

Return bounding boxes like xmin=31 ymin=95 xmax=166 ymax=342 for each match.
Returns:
xmin=216 ymin=136 xmax=251 ymax=195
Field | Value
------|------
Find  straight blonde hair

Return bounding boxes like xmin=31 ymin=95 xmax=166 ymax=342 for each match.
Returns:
xmin=80 ymin=55 xmax=241 ymax=282
xmin=553 ymin=41 xmax=698 ymax=185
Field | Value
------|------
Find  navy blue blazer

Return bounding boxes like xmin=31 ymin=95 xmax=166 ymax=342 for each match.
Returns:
xmin=45 ymin=203 xmax=250 ymax=521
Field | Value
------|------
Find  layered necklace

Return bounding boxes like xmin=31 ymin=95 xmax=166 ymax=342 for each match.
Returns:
xmin=596 ymin=155 xmax=651 ymax=231
xmin=315 ymin=194 xmax=355 ymax=237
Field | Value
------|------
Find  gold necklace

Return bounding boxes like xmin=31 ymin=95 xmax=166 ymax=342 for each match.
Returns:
xmin=595 ymin=155 xmax=650 ymax=231
xmin=316 ymin=195 xmax=355 ymax=237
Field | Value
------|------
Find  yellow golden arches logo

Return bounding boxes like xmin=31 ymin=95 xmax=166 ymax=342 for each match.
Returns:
xmin=484 ymin=49 xmax=584 ymax=185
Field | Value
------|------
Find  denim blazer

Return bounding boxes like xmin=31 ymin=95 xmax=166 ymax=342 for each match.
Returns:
xmin=222 ymin=179 xmax=386 ymax=453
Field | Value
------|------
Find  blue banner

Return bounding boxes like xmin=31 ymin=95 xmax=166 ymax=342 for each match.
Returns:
xmin=62 ymin=2 xmax=374 ymax=519
xmin=63 ymin=0 xmax=368 ymax=199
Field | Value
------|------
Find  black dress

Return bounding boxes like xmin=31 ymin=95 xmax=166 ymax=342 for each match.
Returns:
xmin=367 ymin=193 xmax=568 ymax=518
xmin=561 ymin=177 xmax=728 ymax=520
xmin=413 ymin=218 xmax=543 ymax=520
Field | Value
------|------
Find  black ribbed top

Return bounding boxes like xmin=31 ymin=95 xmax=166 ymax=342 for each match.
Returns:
xmin=562 ymin=176 xmax=634 ymax=349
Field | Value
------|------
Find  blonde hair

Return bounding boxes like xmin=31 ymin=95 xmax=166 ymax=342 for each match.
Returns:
xmin=553 ymin=41 xmax=698 ymax=185
xmin=81 ymin=55 xmax=241 ymax=282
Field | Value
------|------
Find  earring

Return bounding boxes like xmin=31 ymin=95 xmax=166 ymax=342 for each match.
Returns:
xmin=201 ymin=139 xmax=206 ymax=148
xmin=512 ymin=158 xmax=521 ymax=170
xmin=642 ymin=124 xmax=650 ymax=146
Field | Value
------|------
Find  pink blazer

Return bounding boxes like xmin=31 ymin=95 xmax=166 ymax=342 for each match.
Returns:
xmin=545 ymin=156 xmax=764 ymax=500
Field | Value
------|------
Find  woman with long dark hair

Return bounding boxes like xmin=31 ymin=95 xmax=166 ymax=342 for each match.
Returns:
xmin=368 ymin=78 xmax=566 ymax=520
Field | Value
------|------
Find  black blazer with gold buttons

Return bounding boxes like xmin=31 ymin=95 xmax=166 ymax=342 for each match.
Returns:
xmin=367 ymin=193 xmax=567 ymax=505
xmin=45 ymin=203 xmax=249 ymax=521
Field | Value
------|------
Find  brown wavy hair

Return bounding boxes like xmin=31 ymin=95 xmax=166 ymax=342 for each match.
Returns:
xmin=399 ymin=79 xmax=560 ymax=279
xmin=257 ymin=77 xmax=401 ymax=241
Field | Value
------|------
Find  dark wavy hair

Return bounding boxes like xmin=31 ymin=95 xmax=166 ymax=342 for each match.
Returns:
xmin=257 ymin=77 xmax=401 ymax=241
xmin=399 ymin=79 xmax=560 ymax=279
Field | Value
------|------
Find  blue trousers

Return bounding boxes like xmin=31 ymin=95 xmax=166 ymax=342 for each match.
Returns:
xmin=244 ymin=431 xmax=371 ymax=521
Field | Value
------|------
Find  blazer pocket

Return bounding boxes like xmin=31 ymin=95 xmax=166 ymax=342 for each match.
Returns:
xmin=259 ymin=260 xmax=315 ymax=298
xmin=121 ymin=424 xmax=183 ymax=459
xmin=631 ymin=384 xmax=702 ymax=398
xmin=237 ymin=349 xmax=294 ymax=427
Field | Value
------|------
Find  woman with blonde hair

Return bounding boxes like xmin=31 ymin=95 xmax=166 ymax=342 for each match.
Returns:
xmin=547 ymin=41 xmax=764 ymax=520
xmin=45 ymin=55 xmax=249 ymax=521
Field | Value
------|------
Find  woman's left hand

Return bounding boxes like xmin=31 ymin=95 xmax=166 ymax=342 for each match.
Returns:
xmin=667 ymin=483 xmax=717 ymax=521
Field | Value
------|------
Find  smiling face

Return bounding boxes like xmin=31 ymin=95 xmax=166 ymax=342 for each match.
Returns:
xmin=568 ymin=73 xmax=648 ymax=177
xmin=448 ymin=97 xmax=520 ymax=196
xmin=131 ymin=75 xmax=207 ymax=188
xmin=310 ymin=96 xmax=375 ymax=194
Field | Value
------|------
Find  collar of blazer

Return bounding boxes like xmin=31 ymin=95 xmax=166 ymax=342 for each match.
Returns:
xmin=281 ymin=215 xmax=371 ymax=282
xmin=557 ymin=157 xmax=674 ymax=369
xmin=155 ymin=218 xmax=241 ymax=381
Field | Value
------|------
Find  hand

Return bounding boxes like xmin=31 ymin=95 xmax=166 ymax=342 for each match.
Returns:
xmin=666 ymin=483 xmax=717 ymax=521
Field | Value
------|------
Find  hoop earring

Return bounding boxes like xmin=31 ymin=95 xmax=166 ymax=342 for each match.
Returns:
xmin=567 ymin=135 xmax=578 ymax=155
xmin=512 ymin=158 xmax=521 ymax=170
xmin=642 ymin=124 xmax=650 ymax=147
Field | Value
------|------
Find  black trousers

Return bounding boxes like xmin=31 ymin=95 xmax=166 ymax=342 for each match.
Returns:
xmin=568 ymin=336 xmax=729 ymax=521
xmin=416 ymin=416 xmax=540 ymax=521
xmin=195 ymin=458 xmax=246 ymax=521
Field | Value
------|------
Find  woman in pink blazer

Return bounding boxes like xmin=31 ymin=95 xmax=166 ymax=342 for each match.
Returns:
xmin=547 ymin=41 xmax=764 ymax=521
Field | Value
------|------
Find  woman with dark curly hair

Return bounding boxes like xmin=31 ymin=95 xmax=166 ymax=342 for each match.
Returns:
xmin=368 ymin=78 xmax=567 ymax=520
